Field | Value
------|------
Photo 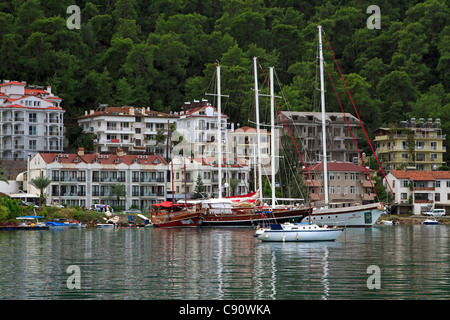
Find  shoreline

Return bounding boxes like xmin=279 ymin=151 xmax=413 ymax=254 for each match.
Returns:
xmin=376 ymin=215 xmax=450 ymax=225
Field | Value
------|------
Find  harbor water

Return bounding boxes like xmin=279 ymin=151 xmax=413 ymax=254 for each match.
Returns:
xmin=0 ymin=225 xmax=449 ymax=300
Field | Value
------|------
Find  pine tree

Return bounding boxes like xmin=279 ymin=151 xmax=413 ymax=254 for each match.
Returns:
xmin=193 ymin=174 xmax=206 ymax=199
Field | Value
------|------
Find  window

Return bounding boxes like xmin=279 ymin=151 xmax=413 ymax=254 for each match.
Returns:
xmin=431 ymin=153 xmax=438 ymax=161
xmin=329 ymin=172 xmax=335 ymax=180
xmin=29 ymin=113 xmax=37 ymax=123
xmin=29 ymin=140 xmax=37 ymax=150
xmin=329 ymin=186 xmax=334 ymax=194
xmin=431 ymin=141 xmax=438 ymax=150
xmin=401 ymin=193 xmax=408 ymax=200
xmin=447 ymin=181 xmax=450 ymax=188
xmin=401 ymin=180 xmax=409 ymax=187
xmin=435 ymin=193 xmax=440 ymax=202
xmin=350 ymin=186 xmax=356 ymax=194
xmin=401 ymin=153 xmax=408 ymax=159
xmin=435 ymin=181 xmax=441 ymax=188
xmin=28 ymin=126 xmax=36 ymax=135
xmin=401 ymin=141 xmax=407 ymax=150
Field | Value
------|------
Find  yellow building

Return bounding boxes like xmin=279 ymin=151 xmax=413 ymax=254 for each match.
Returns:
xmin=374 ymin=118 xmax=446 ymax=171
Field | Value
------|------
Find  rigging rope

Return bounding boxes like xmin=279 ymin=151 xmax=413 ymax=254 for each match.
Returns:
xmin=324 ymin=63 xmax=380 ymax=202
xmin=322 ymin=29 xmax=394 ymax=198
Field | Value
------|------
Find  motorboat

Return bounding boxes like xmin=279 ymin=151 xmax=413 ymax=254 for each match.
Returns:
xmin=97 ymin=216 xmax=119 ymax=228
xmin=423 ymin=218 xmax=439 ymax=225
xmin=254 ymin=222 xmax=344 ymax=242
xmin=15 ymin=216 xmax=48 ymax=230
xmin=380 ymin=220 xmax=396 ymax=226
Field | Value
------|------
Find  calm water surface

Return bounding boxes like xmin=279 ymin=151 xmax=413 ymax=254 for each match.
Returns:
xmin=0 ymin=225 xmax=449 ymax=300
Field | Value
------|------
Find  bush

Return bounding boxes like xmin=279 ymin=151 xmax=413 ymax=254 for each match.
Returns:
xmin=0 ymin=197 xmax=23 ymax=219
xmin=0 ymin=206 xmax=10 ymax=221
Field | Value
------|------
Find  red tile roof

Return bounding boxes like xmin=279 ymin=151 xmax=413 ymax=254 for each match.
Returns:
xmin=390 ymin=170 xmax=450 ymax=181
xmin=0 ymin=81 xmax=26 ymax=87
xmin=76 ymin=106 xmax=175 ymax=119
xmin=38 ymin=152 xmax=167 ymax=166
xmin=234 ymin=126 xmax=269 ymax=133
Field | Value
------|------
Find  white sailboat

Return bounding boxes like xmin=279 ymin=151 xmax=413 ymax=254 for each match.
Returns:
xmin=254 ymin=29 xmax=344 ymax=242
xmin=300 ymin=25 xmax=384 ymax=227
xmin=202 ymin=60 xmax=311 ymax=227
xmin=254 ymin=222 xmax=343 ymax=242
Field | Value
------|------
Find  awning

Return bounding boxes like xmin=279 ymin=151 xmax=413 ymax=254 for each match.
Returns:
xmin=17 ymin=216 xmax=44 ymax=219
xmin=153 ymin=201 xmax=183 ymax=208
xmin=10 ymin=192 xmax=39 ymax=198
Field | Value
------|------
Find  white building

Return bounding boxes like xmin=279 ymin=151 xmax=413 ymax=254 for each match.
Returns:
xmin=175 ymin=100 xmax=228 ymax=159
xmin=28 ymin=149 xmax=168 ymax=210
xmin=386 ymin=170 xmax=450 ymax=215
xmin=227 ymin=126 xmax=272 ymax=176
xmin=167 ymin=155 xmax=251 ymax=199
xmin=0 ymin=81 xmax=64 ymax=160
xmin=77 ymin=105 xmax=178 ymax=158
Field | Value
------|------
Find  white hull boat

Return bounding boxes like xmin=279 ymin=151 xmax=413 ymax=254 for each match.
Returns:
xmin=254 ymin=222 xmax=343 ymax=242
xmin=302 ymin=203 xmax=383 ymax=227
xmin=423 ymin=218 xmax=439 ymax=225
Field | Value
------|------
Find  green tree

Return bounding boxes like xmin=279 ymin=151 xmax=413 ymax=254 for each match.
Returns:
xmin=193 ymin=174 xmax=206 ymax=199
xmin=110 ymin=184 xmax=126 ymax=210
xmin=30 ymin=176 xmax=52 ymax=205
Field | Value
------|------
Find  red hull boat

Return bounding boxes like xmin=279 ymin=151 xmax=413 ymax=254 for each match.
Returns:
xmin=151 ymin=201 xmax=204 ymax=228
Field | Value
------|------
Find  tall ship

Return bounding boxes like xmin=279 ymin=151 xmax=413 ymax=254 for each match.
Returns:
xmin=296 ymin=26 xmax=384 ymax=227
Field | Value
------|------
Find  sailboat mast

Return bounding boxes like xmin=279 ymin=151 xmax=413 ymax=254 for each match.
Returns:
xmin=318 ymin=25 xmax=329 ymax=205
xmin=217 ymin=64 xmax=223 ymax=199
xmin=253 ymin=57 xmax=263 ymax=202
xmin=270 ymin=67 xmax=276 ymax=209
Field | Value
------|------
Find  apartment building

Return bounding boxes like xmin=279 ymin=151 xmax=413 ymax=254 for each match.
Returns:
xmin=0 ymin=80 xmax=64 ymax=161
xmin=374 ymin=118 xmax=446 ymax=171
xmin=167 ymin=155 xmax=251 ymax=199
xmin=77 ymin=105 xmax=178 ymax=158
xmin=276 ymin=111 xmax=359 ymax=164
xmin=303 ymin=162 xmax=376 ymax=205
xmin=386 ymin=170 xmax=450 ymax=215
xmin=28 ymin=149 xmax=168 ymax=210
xmin=175 ymin=99 xmax=229 ymax=159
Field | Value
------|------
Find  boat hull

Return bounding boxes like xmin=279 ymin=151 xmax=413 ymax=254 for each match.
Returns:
xmin=255 ymin=227 xmax=343 ymax=242
xmin=423 ymin=219 xmax=439 ymax=225
xmin=301 ymin=203 xmax=383 ymax=227
xmin=202 ymin=208 xmax=309 ymax=227
xmin=153 ymin=212 xmax=204 ymax=228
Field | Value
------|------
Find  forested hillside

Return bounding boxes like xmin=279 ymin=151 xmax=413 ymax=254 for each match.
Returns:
xmin=1 ymin=0 xmax=449 ymax=154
